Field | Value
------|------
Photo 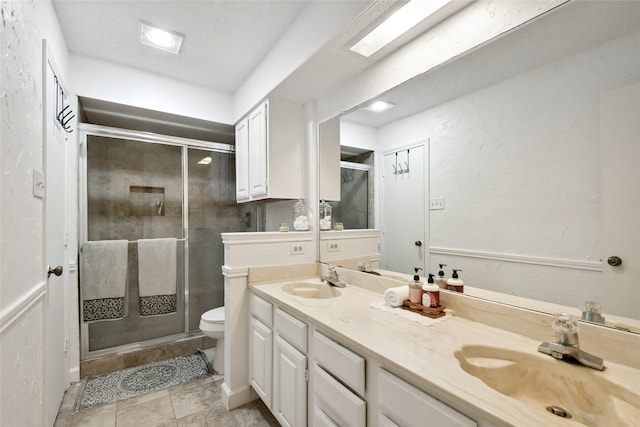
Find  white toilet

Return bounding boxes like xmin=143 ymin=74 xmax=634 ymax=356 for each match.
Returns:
xmin=199 ymin=306 xmax=225 ymax=374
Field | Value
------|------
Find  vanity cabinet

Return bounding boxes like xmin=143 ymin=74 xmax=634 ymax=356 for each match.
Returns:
xmin=249 ymin=295 xmax=273 ymax=407
xmin=235 ymin=99 xmax=304 ymax=203
xmin=250 ymin=293 xmax=308 ymax=427
xmin=377 ymin=369 xmax=476 ymax=427
xmin=312 ymin=331 xmax=366 ymax=427
xmin=273 ymin=308 xmax=308 ymax=427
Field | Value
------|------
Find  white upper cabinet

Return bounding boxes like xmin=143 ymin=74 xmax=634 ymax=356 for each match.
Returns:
xmin=235 ymin=99 xmax=304 ymax=202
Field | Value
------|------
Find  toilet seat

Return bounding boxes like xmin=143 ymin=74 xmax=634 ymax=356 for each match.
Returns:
xmin=201 ymin=306 xmax=224 ymax=324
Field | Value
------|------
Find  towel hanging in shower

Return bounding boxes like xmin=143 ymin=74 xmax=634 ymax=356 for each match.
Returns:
xmin=80 ymin=240 xmax=129 ymax=322
xmin=137 ymin=238 xmax=177 ymax=316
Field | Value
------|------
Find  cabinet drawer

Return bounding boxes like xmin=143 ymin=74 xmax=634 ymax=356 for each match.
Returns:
xmin=250 ymin=293 xmax=272 ymax=327
xmin=313 ymin=332 xmax=365 ymax=395
xmin=313 ymin=365 xmax=366 ymax=427
xmin=275 ymin=308 xmax=307 ymax=353
xmin=378 ymin=369 xmax=476 ymax=427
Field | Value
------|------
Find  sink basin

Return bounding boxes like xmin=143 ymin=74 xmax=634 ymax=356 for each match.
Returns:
xmin=455 ymin=345 xmax=640 ymax=426
xmin=281 ymin=282 xmax=341 ymax=299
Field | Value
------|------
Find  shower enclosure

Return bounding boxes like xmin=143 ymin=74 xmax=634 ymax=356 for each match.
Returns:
xmin=79 ymin=125 xmax=255 ymax=359
xmin=329 ymin=161 xmax=374 ymax=229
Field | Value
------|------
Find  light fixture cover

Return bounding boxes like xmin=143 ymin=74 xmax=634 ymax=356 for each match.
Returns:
xmin=365 ymin=100 xmax=395 ymax=112
xmin=140 ymin=21 xmax=184 ymax=54
xmin=350 ymin=0 xmax=452 ymax=58
xmin=198 ymin=156 xmax=212 ymax=165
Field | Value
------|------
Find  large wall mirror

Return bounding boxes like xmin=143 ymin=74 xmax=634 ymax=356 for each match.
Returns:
xmin=318 ymin=1 xmax=640 ymax=331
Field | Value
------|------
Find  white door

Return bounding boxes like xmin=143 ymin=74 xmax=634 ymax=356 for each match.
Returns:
xmin=600 ymin=83 xmax=639 ymax=319
xmin=249 ymin=317 xmax=273 ymax=408
xmin=273 ymin=336 xmax=307 ymax=427
xmin=382 ymin=145 xmax=426 ymax=274
xmin=248 ymin=102 xmax=268 ymax=198
xmin=43 ymin=51 xmax=68 ymax=425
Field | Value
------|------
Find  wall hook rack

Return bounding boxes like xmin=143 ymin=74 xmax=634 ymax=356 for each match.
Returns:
xmin=55 ymin=76 xmax=74 ymax=133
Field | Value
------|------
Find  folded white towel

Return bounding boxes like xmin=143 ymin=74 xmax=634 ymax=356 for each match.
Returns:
xmin=384 ymin=285 xmax=409 ymax=307
xmin=138 ymin=238 xmax=177 ymax=316
xmin=81 ymin=240 xmax=129 ymax=322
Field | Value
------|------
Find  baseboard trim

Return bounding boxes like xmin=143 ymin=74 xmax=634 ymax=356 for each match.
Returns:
xmin=430 ymin=247 xmax=602 ymax=272
xmin=221 ymin=382 xmax=253 ymax=410
xmin=0 ymin=281 xmax=46 ymax=334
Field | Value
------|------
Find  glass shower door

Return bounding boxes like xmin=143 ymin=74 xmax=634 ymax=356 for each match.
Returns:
xmin=85 ymin=136 xmax=185 ymax=351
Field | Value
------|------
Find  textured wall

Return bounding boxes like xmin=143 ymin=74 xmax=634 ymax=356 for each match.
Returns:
xmin=1 ymin=1 xmax=45 ymax=425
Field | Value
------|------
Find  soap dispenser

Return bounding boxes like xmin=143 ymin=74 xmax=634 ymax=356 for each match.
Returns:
xmin=446 ymin=269 xmax=464 ymax=293
xmin=435 ymin=264 xmax=448 ymax=289
xmin=408 ymin=267 xmax=423 ymax=304
xmin=422 ymin=274 xmax=440 ymax=308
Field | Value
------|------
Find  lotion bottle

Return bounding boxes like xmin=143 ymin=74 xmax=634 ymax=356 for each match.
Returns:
xmin=422 ymin=274 xmax=440 ymax=307
xmin=446 ymin=269 xmax=464 ymax=293
xmin=435 ymin=264 xmax=448 ymax=289
xmin=408 ymin=267 xmax=423 ymax=304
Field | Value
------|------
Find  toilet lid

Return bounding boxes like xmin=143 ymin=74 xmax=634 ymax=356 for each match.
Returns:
xmin=201 ymin=306 xmax=225 ymax=323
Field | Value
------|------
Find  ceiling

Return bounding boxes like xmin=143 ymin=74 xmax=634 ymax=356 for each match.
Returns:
xmin=342 ymin=0 xmax=640 ymax=128
xmin=52 ymin=0 xmax=313 ymax=93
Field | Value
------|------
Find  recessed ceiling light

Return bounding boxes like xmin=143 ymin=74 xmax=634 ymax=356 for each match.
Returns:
xmin=350 ymin=0 xmax=452 ymax=58
xmin=198 ymin=156 xmax=212 ymax=165
xmin=365 ymin=101 xmax=395 ymax=113
xmin=140 ymin=21 xmax=184 ymax=54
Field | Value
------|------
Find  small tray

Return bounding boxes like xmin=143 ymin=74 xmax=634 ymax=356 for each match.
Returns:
xmin=401 ymin=299 xmax=446 ymax=319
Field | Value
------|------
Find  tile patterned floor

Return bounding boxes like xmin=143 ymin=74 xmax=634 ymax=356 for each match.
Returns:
xmin=54 ymin=374 xmax=280 ymax=427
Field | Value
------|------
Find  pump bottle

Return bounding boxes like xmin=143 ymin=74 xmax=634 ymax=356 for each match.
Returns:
xmin=408 ymin=267 xmax=423 ymax=304
xmin=422 ymin=274 xmax=440 ymax=307
xmin=435 ymin=264 xmax=448 ymax=289
xmin=446 ymin=269 xmax=464 ymax=293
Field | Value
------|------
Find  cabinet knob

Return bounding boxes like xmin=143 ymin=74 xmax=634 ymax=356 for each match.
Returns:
xmin=414 ymin=241 xmax=422 ymax=247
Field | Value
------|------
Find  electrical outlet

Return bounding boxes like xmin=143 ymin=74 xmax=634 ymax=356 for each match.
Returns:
xmin=430 ymin=197 xmax=445 ymax=210
xmin=290 ymin=243 xmax=305 ymax=255
xmin=327 ymin=242 xmax=340 ymax=252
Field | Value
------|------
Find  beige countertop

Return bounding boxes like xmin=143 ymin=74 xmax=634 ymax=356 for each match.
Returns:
xmin=250 ymin=276 xmax=640 ymax=427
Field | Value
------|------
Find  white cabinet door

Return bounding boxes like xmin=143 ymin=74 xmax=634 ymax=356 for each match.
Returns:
xmin=248 ymin=101 xmax=268 ymax=198
xmin=313 ymin=365 xmax=366 ymax=427
xmin=250 ymin=317 xmax=273 ymax=408
xmin=235 ymin=117 xmax=250 ymax=201
xmin=273 ymin=335 xmax=307 ymax=427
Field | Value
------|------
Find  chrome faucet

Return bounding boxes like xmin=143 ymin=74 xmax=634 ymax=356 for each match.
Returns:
xmin=538 ymin=313 xmax=605 ymax=371
xmin=320 ymin=265 xmax=346 ymax=288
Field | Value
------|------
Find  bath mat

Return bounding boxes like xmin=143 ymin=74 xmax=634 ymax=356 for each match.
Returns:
xmin=73 ymin=351 xmax=211 ymax=413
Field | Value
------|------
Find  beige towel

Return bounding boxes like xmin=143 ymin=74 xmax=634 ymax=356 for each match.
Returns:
xmin=137 ymin=238 xmax=177 ymax=316
xmin=80 ymin=240 xmax=128 ymax=322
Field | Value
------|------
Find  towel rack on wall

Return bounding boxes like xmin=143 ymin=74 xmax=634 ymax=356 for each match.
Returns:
xmin=54 ymin=75 xmax=75 ymax=133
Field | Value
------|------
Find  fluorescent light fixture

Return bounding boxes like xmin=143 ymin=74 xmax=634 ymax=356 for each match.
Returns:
xmin=365 ymin=100 xmax=395 ymax=112
xmin=140 ymin=21 xmax=184 ymax=54
xmin=198 ymin=156 xmax=212 ymax=165
xmin=350 ymin=0 xmax=452 ymax=57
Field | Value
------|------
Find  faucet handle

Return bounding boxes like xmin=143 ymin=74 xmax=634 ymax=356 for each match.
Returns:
xmin=552 ymin=313 xmax=579 ymax=346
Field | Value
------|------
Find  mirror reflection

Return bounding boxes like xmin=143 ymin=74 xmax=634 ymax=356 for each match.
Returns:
xmin=319 ymin=1 xmax=640 ymax=329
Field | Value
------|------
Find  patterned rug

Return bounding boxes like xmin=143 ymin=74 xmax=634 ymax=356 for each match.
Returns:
xmin=73 ymin=351 xmax=211 ymax=413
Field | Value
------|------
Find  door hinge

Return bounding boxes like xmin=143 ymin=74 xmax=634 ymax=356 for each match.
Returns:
xmin=79 ymin=142 xmax=87 ymax=158
xmin=305 ymin=367 xmax=309 ymax=382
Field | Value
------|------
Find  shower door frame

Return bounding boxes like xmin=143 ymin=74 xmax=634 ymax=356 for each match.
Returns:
xmin=78 ymin=123 xmax=234 ymax=360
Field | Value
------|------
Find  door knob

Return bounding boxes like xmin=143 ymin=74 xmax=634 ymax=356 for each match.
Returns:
xmin=47 ymin=265 xmax=63 ymax=278
xmin=607 ymin=256 xmax=622 ymax=267
xmin=414 ymin=240 xmax=422 ymax=247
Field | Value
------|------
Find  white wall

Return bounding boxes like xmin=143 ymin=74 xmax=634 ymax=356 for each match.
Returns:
xmin=367 ymin=30 xmax=640 ymax=314
xmin=1 ymin=0 xmax=70 ymax=424
xmin=71 ymin=54 xmax=234 ymax=124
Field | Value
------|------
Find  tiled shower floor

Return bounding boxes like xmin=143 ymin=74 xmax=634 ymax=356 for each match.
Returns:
xmin=54 ymin=373 xmax=279 ymax=427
